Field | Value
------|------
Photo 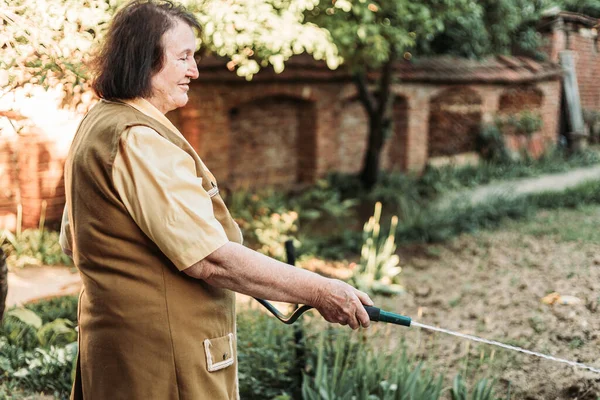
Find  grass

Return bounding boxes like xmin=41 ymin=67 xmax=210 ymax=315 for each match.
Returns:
xmin=503 ymin=205 xmax=600 ymax=243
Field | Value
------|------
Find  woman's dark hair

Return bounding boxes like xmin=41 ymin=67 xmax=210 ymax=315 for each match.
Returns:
xmin=91 ymin=0 xmax=200 ymax=100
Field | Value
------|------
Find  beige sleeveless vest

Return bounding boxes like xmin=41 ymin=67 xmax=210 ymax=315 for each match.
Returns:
xmin=66 ymin=100 xmax=241 ymax=400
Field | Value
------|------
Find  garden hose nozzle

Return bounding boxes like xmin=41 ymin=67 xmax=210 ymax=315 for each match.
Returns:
xmin=364 ymin=305 xmax=411 ymax=327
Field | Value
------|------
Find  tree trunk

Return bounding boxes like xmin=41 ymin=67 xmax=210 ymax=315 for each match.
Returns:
xmin=0 ymin=248 xmax=7 ymax=321
xmin=354 ymin=54 xmax=395 ymax=190
xmin=360 ymin=118 xmax=388 ymax=189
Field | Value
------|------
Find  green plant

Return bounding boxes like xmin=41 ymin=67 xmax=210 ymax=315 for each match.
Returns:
xmin=10 ymin=343 xmax=77 ymax=398
xmin=451 ymin=375 xmax=499 ymax=400
xmin=302 ymin=329 xmax=444 ymax=400
xmin=583 ymin=109 xmax=600 ymax=143
xmin=291 ymin=179 xmax=358 ymax=226
xmin=1 ymin=228 xmax=72 ymax=268
xmin=237 ymin=308 xmax=298 ymax=399
xmin=0 ymin=300 xmax=78 ymax=400
xmin=495 ymin=111 xmax=543 ymax=137
xmin=349 ymin=202 xmax=403 ymax=296
xmin=476 ymin=123 xmax=512 ymax=164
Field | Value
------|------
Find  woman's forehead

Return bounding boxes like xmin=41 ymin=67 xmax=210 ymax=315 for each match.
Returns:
xmin=163 ymin=22 xmax=196 ymax=52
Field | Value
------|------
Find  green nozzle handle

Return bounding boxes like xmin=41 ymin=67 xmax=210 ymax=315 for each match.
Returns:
xmin=364 ymin=305 xmax=411 ymax=327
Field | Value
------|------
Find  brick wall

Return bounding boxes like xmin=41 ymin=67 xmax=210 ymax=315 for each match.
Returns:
xmin=428 ymin=87 xmax=483 ymax=157
xmin=541 ymin=17 xmax=600 ymax=113
xmin=0 ymin=133 xmax=65 ymax=230
xmin=0 ymin=137 xmax=18 ymax=230
xmin=175 ymin=78 xmax=560 ymax=188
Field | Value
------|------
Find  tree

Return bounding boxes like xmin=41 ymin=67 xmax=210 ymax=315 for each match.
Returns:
xmin=0 ymin=0 xmax=340 ymax=112
xmin=306 ymin=0 xmax=475 ymax=189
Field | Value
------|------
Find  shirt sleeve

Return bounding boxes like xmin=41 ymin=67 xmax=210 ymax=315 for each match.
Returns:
xmin=112 ymin=125 xmax=229 ymax=271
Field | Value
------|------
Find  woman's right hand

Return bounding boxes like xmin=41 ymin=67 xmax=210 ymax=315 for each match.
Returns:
xmin=312 ymin=278 xmax=374 ymax=330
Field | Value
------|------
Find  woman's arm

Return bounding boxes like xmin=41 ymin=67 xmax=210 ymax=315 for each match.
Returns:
xmin=183 ymin=241 xmax=373 ymax=330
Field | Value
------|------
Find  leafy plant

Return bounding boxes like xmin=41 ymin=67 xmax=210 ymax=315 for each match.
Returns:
xmin=0 ymin=301 xmax=78 ymax=400
xmin=496 ymin=111 xmax=543 ymax=137
xmin=11 ymin=343 xmax=78 ymax=398
xmin=476 ymin=124 xmax=512 ymax=164
xmin=237 ymin=308 xmax=298 ymax=399
xmin=349 ymin=202 xmax=403 ymax=296
xmin=451 ymin=375 xmax=499 ymax=400
xmin=1 ymin=228 xmax=72 ymax=268
xmin=302 ymin=329 xmax=444 ymax=400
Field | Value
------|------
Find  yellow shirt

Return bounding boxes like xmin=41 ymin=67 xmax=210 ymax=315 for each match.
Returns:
xmin=60 ymin=98 xmax=240 ymax=269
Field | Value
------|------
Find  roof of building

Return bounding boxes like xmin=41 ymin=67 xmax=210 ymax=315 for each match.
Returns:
xmin=196 ymin=53 xmax=563 ymax=84
xmin=538 ymin=10 xmax=600 ymax=31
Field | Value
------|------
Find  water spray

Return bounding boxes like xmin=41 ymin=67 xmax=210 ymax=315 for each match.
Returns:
xmin=255 ymin=299 xmax=600 ymax=374
xmin=257 ymin=240 xmax=600 ymax=375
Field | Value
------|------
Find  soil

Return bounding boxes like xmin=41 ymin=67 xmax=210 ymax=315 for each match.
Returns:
xmin=381 ymin=207 xmax=600 ymax=400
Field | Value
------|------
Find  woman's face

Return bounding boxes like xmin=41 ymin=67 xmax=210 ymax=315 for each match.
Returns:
xmin=147 ymin=20 xmax=199 ymax=114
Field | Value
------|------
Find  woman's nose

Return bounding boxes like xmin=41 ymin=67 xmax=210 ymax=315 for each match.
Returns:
xmin=188 ymin=58 xmax=199 ymax=79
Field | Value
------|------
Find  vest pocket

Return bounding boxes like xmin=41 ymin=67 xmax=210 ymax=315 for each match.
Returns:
xmin=203 ymin=333 xmax=235 ymax=372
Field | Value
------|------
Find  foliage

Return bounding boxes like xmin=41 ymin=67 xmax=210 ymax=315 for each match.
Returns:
xmin=1 ymin=228 xmax=72 ymax=268
xmin=397 ymin=177 xmax=600 ymax=244
xmin=306 ymin=0 xmax=474 ymax=188
xmin=8 ymin=343 xmax=78 ymax=398
xmin=0 ymin=299 xmax=78 ymax=400
xmin=495 ymin=110 xmax=543 ymax=137
xmin=349 ymin=202 xmax=403 ymax=296
xmin=25 ymin=295 xmax=79 ymax=324
xmin=416 ymin=147 xmax=600 ymax=199
xmin=306 ymin=0 xmax=474 ymax=72
xmin=0 ymin=0 xmax=339 ymax=110
xmin=451 ymin=375 xmax=499 ymax=400
xmin=583 ymin=109 xmax=600 ymax=144
xmin=396 ymin=196 xmax=534 ymax=244
xmin=476 ymin=124 xmax=512 ymax=164
xmin=225 ymin=189 xmax=296 ymax=260
xmin=421 ymin=0 xmax=555 ymax=60
xmin=302 ymin=329 xmax=444 ymax=400
xmin=290 ymin=179 xmax=358 ymax=229
xmin=0 ymin=297 xmax=507 ymax=399
xmin=0 ymin=0 xmax=114 ymax=111
xmin=226 ymin=184 xmax=359 ymax=261
xmin=237 ymin=308 xmax=298 ymax=399
xmin=189 ymin=0 xmax=340 ymax=79
xmin=560 ymin=0 xmax=600 ymax=18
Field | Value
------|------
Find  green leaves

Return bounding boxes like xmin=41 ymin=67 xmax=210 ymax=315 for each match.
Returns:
xmin=1 ymin=0 xmax=341 ymax=108
xmin=7 ymin=308 xmax=43 ymax=330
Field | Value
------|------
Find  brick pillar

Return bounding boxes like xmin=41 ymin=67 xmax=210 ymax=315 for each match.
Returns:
xmin=0 ymin=137 xmax=18 ymax=231
xmin=405 ymin=93 xmax=430 ymax=171
xmin=17 ymin=132 xmax=65 ymax=229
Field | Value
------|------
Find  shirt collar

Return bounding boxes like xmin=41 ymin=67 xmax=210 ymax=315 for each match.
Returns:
xmin=122 ymin=98 xmax=182 ymax=137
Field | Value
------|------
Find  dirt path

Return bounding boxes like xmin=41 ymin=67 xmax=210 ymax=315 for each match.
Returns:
xmin=6 ymin=265 xmax=81 ymax=307
xmin=437 ymin=164 xmax=600 ymax=208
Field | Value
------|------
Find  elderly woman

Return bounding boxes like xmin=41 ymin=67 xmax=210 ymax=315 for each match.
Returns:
xmin=60 ymin=1 xmax=373 ymax=399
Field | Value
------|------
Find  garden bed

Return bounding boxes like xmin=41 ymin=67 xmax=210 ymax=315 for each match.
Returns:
xmin=382 ymin=205 xmax=600 ymax=399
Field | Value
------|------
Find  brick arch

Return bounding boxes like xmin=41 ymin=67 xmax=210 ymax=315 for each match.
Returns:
xmin=498 ymin=86 xmax=545 ymax=157
xmin=227 ymin=89 xmax=319 ymax=110
xmin=498 ymin=86 xmax=544 ymax=114
xmin=227 ymin=95 xmax=316 ymax=188
xmin=428 ymin=87 xmax=483 ymax=157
